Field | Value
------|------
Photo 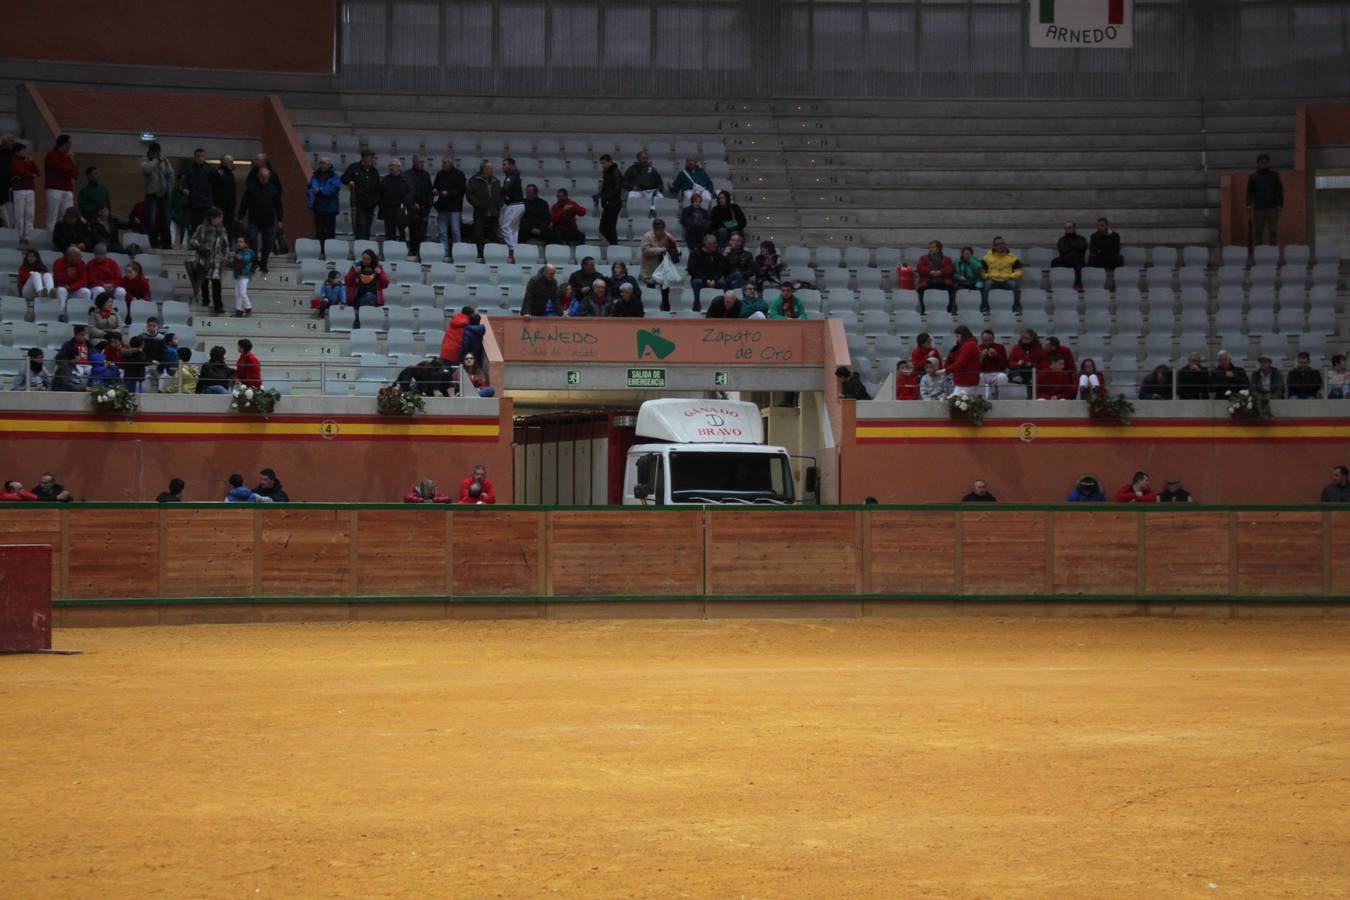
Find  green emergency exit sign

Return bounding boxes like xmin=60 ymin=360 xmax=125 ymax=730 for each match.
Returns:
xmin=714 ymin=371 xmax=728 ymax=386
xmin=566 ymin=370 xmax=581 ymax=386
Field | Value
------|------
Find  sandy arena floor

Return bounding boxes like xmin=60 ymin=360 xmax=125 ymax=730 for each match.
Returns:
xmin=2 ymin=617 xmax=1349 ymax=898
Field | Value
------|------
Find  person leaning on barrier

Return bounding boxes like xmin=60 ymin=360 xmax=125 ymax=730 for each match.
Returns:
xmin=1114 ymin=471 xmax=1158 ymax=503
xmin=1066 ymin=475 xmax=1105 ymax=503
xmin=835 ymin=366 xmax=871 ymax=401
xmin=962 ymin=480 xmax=997 ymax=502
xmin=1158 ymin=477 xmax=1193 ymax=503
xmin=1322 ymin=466 xmax=1350 ymax=503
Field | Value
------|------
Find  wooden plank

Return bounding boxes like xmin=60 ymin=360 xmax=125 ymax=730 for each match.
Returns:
xmin=0 ymin=508 xmax=63 ymax=590
xmin=1052 ymin=511 xmax=1138 ymax=594
xmin=1234 ymin=511 xmax=1324 ymax=595
xmin=65 ymin=508 xmax=161 ymax=598
xmin=1143 ymin=512 xmax=1232 ymax=595
xmin=960 ymin=511 xmax=1048 ymax=595
xmin=451 ymin=510 xmax=543 ymax=596
xmin=706 ymin=510 xmax=860 ymax=596
xmin=549 ymin=510 xmax=703 ymax=596
xmin=162 ymin=509 xmax=255 ymax=597
xmin=1331 ymin=512 xmax=1350 ymax=595
xmin=868 ymin=510 xmax=959 ymax=594
xmin=354 ymin=509 xmax=449 ymax=596
xmin=259 ymin=508 xmax=353 ymax=596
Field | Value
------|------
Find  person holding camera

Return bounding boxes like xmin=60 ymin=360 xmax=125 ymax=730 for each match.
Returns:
xmin=344 ymin=249 xmax=389 ymax=330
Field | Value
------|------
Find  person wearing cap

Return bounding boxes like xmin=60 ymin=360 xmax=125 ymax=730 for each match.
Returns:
xmin=1251 ymin=355 xmax=1286 ymax=399
xmin=341 ymin=149 xmax=382 ymax=240
xmin=1158 ymin=478 xmax=1193 ymax=503
xmin=1113 ymin=471 xmax=1158 ymax=503
xmin=1065 ymin=475 xmax=1105 ymax=502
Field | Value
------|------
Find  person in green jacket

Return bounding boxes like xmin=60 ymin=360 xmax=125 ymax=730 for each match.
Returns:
xmin=768 ymin=282 xmax=808 ymax=319
xmin=169 ymin=171 xmax=190 ymax=249
xmin=740 ymin=282 xmax=769 ymax=318
xmin=77 ymin=166 xmax=111 ymax=222
xmin=953 ymin=245 xmax=984 ymax=293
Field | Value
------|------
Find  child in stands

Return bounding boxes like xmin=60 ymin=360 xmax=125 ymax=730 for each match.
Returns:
xmin=231 ymin=236 xmax=255 ymax=317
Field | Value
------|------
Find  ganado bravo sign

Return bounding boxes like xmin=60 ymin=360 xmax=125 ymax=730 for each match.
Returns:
xmin=1030 ymin=0 xmax=1133 ymax=48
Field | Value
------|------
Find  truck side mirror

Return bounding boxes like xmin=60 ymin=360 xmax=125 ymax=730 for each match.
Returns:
xmin=805 ymin=466 xmax=819 ymax=494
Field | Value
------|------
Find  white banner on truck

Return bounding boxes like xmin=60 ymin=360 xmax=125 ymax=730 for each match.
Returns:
xmin=1030 ymin=0 xmax=1133 ymax=49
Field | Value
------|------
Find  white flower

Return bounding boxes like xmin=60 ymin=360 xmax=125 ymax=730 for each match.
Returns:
xmin=245 ymin=388 xmax=255 ymax=400
xmin=230 ymin=402 xmax=238 ymax=409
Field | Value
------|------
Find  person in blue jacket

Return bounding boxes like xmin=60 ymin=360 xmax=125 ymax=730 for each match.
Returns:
xmin=459 ymin=311 xmax=486 ymax=362
xmin=224 ymin=473 xmax=272 ymax=503
xmin=1065 ymin=474 xmax=1106 ymax=502
xmin=307 ymin=157 xmax=342 ymax=243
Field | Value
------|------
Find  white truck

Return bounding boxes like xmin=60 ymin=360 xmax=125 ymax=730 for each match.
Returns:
xmin=623 ymin=399 xmax=812 ymax=506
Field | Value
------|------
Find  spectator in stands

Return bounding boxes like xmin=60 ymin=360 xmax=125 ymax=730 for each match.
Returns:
xmin=707 ymin=290 xmax=743 ymax=319
xmin=316 ymin=268 xmax=346 ymax=318
xmin=980 ymin=238 xmax=1023 ymax=313
xmin=234 ymin=339 xmax=262 ymax=390
xmin=89 ymin=205 xmax=123 ymax=253
xmin=623 ymin=151 xmax=664 ymax=214
xmin=710 ymin=190 xmax=747 ymax=246
xmin=404 ymin=479 xmax=451 ymax=504
xmin=1159 ymin=477 xmax=1193 ymax=503
xmin=1 ymin=481 xmax=38 ymax=502
xmin=1247 ymin=154 xmax=1284 ymax=247
xmin=53 ymin=207 xmax=92 ymax=253
xmin=1037 ymin=354 xmax=1075 ymax=400
xmin=916 ymin=240 xmax=955 ymax=315
xmin=680 ymin=190 xmax=712 ymax=252
xmin=156 ymin=478 xmax=186 ymax=502
xmin=1327 ymin=354 xmax=1349 ymax=399
xmin=341 ymin=149 xmax=381 ymax=241
xmin=550 ymin=189 xmax=586 ymax=246
xmin=836 ymin=366 xmax=871 ymax=400
xmin=239 ymin=166 xmax=282 ymax=275
xmin=433 ymin=157 xmax=467 ymax=252
xmin=140 ymin=142 xmax=174 ymax=249
xmin=497 ymin=158 xmax=525 ymax=263
xmin=608 ymin=283 xmax=645 ymax=318
xmin=517 ymin=184 xmax=552 ymax=245
xmin=688 ymin=234 xmax=727 ymax=313
xmin=608 ymin=261 xmax=640 ymax=302
xmin=225 ymin=473 xmax=271 ymax=503
xmin=563 ymin=284 xmax=599 ymax=317
xmin=597 ymin=154 xmax=622 ymax=246
xmin=231 ymin=236 xmax=255 ymax=318
xmin=407 ymin=156 xmax=433 ymax=254
xmin=185 ymin=147 xmax=215 ymax=234
xmin=307 ymin=157 xmax=342 ymax=243
xmin=86 ymin=244 xmax=124 ymax=304
xmin=1322 ymin=465 xmax=1350 ymax=502
xmin=672 ymin=156 xmax=715 ymax=207
xmin=245 ymin=153 xmax=279 ymax=191
xmin=460 ymin=464 xmax=496 ymax=504
xmin=459 ymin=352 xmax=492 ymax=397
xmin=1177 ymin=352 xmax=1210 ymax=400
xmin=1077 ymin=358 xmax=1106 ymax=399
xmin=977 ymin=329 xmax=1009 ymax=397
xmin=53 ymin=245 xmax=91 ymax=322
xmin=170 ymin=171 xmax=191 ymax=249
xmin=947 ymin=325 xmax=982 ymax=396
xmin=345 ymin=249 xmax=389 ymax=329
xmin=44 ymin=134 xmax=78 ymax=230
xmin=33 ymin=472 xmax=73 ymax=503
xmin=120 ymin=260 xmax=151 ymax=324
xmin=567 ymin=256 xmax=604 ymax=302
xmin=1051 ymin=221 xmax=1087 ymax=290
xmin=162 ymin=346 xmax=198 ymax=394
xmin=395 ymin=358 xmax=455 ymax=397
xmin=78 ymin=166 xmax=111 ymax=222
xmin=254 ymin=468 xmax=289 ymax=503
xmin=1008 ymin=329 xmax=1044 ymax=392
xmin=753 ymin=240 xmax=783 ymax=290
xmin=1251 ymin=355 xmax=1286 ymax=399
xmin=190 ymin=207 xmax=231 ymax=315
xmin=640 ymin=218 xmax=679 ymax=311
xmin=1114 ymin=471 xmax=1158 ymax=503
xmin=1087 ymin=218 xmax=1123 ymax=270
xmin=769 ymin=282 xmax=807 ymax=319
xmin=196 ymin=345 xmax=233 ymax=395
xmin=213 ymin=156 xmax=239 ymax=240
xmin=722 ymin=232 xmax=754 ymax=290
xmin=1210 ymin=350 xmax=1249 ymax=399
xmin=377 ymin=159 xmax=411 ymax=243
xmin=18 ymin=249 xmax=53 ymax=300
xmin=590 ymin=279 xmax=611 ymax=313
xmin=911 ymin=332 xmax=940 ymax=375
xmin=741 ymin=283 xmax=768 ymax=319
xmin=87 ymin=292 xmax=121 ymax=341
xmin=8 ymin=143 xmax=39 ymax=243
xmin=439 ymin=306 xmax=471 ymax=361
xmin=1139 ymin=363 xmax=1174 ymax=400
xmin=1044 ymin=337 xmax=1074 ymax=374
xmin=962 ymin=480 xmax=997 ymax=502
xmin=1066 ymin=475 xmax=1105 ymax=502
xmin=894 ymin=360 xmax=919 ymax=400
xmin=1287 ymin=352 xmax=1323 ymax=399
xmin=919 ymin=358 xmax=950 ymax=401
xmin=10 ymin=348 xmax=49 ymax=391
xmin=467 ymin=161 xmax=503 ymax=260
xmin=520 ymin=265 xmax=559 ymax=316
xmin=120 ymin=335 xmax=149 ymax=394
xmin=0 ymin=133 xmax=13 ymax=227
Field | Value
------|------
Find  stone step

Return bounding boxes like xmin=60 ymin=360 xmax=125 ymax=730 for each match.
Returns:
xmin=783 ymin=226 xmax=1219 ymax=248
xmin=752 ymin=186 xmax=1218 ymax=209
xmin=796 ymin=206 xmax=1212 ymax=228
xmin=780 ymin=169 xmax=1217 ymax=190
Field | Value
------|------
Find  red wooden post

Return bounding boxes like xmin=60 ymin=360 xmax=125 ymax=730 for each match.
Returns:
xmin=0 ymin=545 xmax=53 ymax=652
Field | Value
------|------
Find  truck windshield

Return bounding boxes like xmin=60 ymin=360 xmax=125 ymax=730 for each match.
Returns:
xmin=668 ymin=452 xmax=794 ymax=504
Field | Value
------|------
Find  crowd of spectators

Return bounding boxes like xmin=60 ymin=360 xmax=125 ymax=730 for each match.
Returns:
xmin=947 ymin=467 xmax=1350 ymax=503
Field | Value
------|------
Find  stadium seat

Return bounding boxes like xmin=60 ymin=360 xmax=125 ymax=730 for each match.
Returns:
xmin=1149 ymin=246 xmax=1179 ymax=269
xmin=300 ymin=259 xmax=330 ymax=285
xmin=353 ymin=239 xmax=380 ymax=261
xmin=294 ymin=238 xmax=323 ymax=261
xmin=327 ymin=306 xmax=356 ymax=332
xmin=418 ymin=241 xmax=445 ymax=263
xmin=0 ymin=296 xmax=28 ymax=322
xmin=1181 ymin=246 xmax=1209 ymax=268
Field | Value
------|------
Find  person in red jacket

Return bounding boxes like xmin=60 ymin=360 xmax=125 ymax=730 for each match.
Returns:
xmin=459 ymin=464 xmax=496 ymax=504
xmin=18 ymin=249 xmax=54 ymax=300
xmin=234 ymin=338 xmax=262 ymax=389
xmin=1045 ymin=336 xmax=1075 ymax=374
xmin=549 ymin=189 xmax=587 ymax=245
xmin=9 ymin=142 xmax=40 ymax=242
xmin=403 ymin=479 xmax=452 ymax=504
xmin=44 ymin=134 xmax=79 ymax=230
xmin=439 ymin=307 xmax=471 ymax=361
xmin=1036 ymin=354 xmax=1077 ymax=399
xmin=1114 ymin=471 xmax=1158 ymax=503
xmin=1008 ymin=328 xmax=1044 ymax=397
xmin=911 ymin=332 xmax=940 ymax=375
xmin=344 ymin=249 xmax=389 ymax=329
xmin=53 ymin=245 xmax=91 ymax=321
xmin=1 ymin=480 xmax=39 ymax=502
xmin=915 ymin=240 xmax=956 ymax=315
xmin=894 ymin=359 xmax=920 ymax=400
xmin=946 ymin=325 xmax=982 ymax=395
xmin=120 ymin=260 xmax=153 ymax=323
xmin=86 ymin=244 xmax=125 ymax=305
xmin=977 ymin=328 xmax=1010 ymax=398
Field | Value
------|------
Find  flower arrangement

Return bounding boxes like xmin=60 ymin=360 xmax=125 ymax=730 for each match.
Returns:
xmin=230 ymin=383 xmax=282 ymax=415
xmin=377 ymin=385 xmax=426 ymax=416
xmin=1087 ymin=392 xmax=1136 ymax=424
xmin=945 ymin=392 xmax=993 ymax=426
xmin=1227 ymin=389 xmax=1273 ymax=420
xmin=90 ymin=384 xmax=139 ymax=422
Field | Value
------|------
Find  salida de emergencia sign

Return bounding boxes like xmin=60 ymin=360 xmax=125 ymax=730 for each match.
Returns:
xmin=1030 ymin=0 xmax=1133 ymax=48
